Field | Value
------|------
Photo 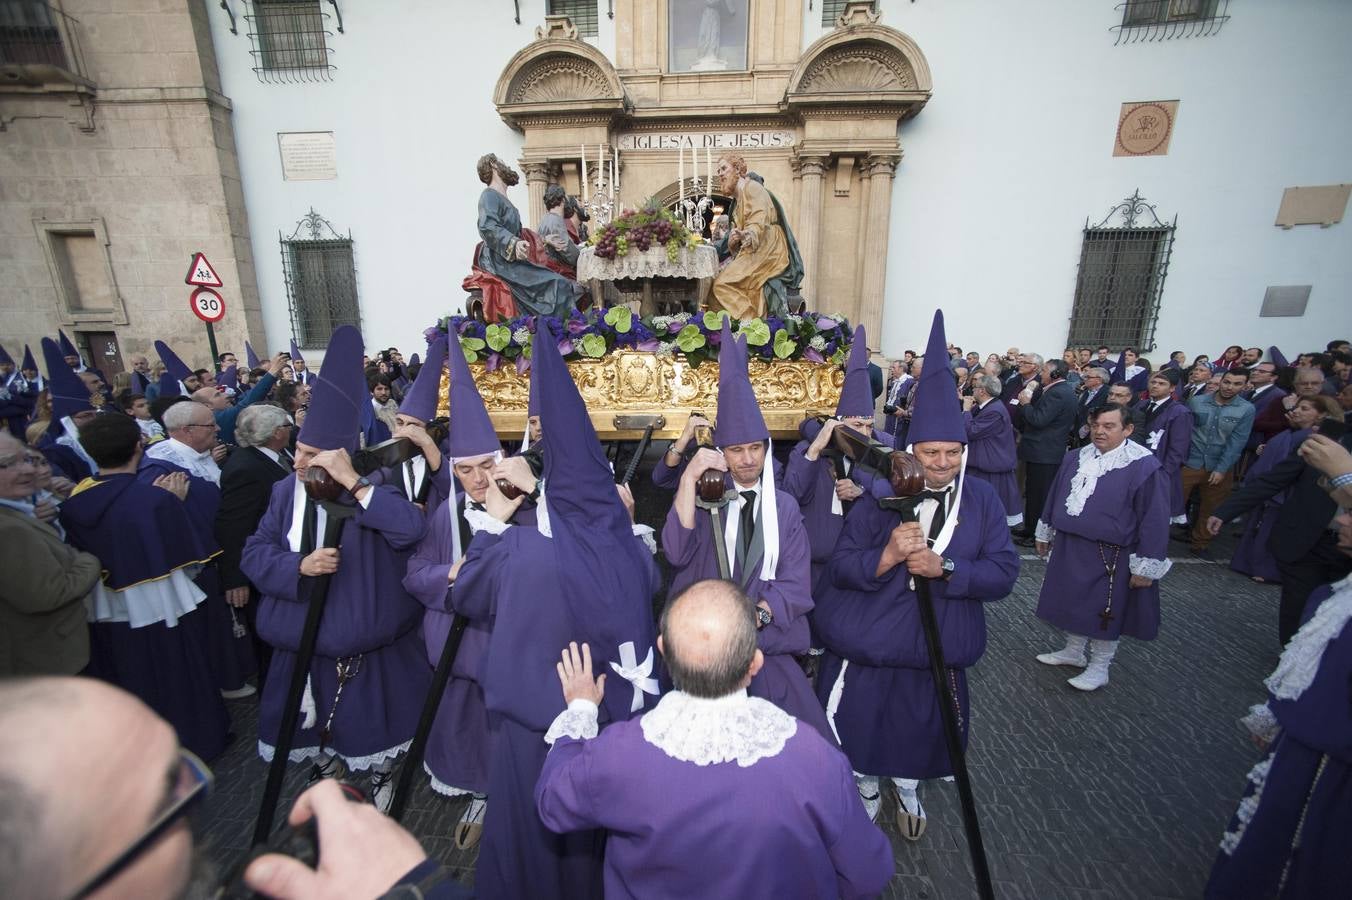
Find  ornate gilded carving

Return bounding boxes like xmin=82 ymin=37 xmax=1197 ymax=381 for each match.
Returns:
xmin=508 ymin=56 xmax=612 ymax=104
xmin=798 ymin=44 xmax=916 ymax=94
xmin=437 ymin=352 xmax=844 ymax=438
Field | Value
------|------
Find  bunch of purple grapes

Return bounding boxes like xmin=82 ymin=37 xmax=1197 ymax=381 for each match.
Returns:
xmin=629 ymin=223 xmax=654 ymax=252
xmin=653 ymin=217 xmax=674 ymax=244
xmin=593 ymin=226 xmax=621 ymax=260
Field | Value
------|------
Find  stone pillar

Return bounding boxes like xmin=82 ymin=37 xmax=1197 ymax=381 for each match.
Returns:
xmin=857 ymin=154 xmax=900 ymax=340
xmin=521 ymin=161 xmax=552 ymax=229
xmin=793 ymin=154 xmax=829 ymax=304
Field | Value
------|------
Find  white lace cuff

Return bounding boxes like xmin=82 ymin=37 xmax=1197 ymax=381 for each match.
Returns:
xmin=1034 ymin=520 xmax=1055 ymax=543
xmin=464 ymin=507 xmax=511 ymax=536
xmin=1128 ymin=554 xmax=1172 ymax=580
xmin=1239 ymin=703 xmax=1280 ymax=744
xmin=543 ymin=698 xmax=599 ymax=746
xmin=632 ymin=523 xmax=657 ymax=555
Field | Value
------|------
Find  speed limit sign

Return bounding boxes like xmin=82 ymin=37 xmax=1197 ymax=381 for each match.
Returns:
xmin=190 ymin=287 xmax=226 ymax=323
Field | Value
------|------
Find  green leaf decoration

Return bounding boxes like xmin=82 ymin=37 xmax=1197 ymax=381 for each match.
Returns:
xmin=676 ymin=324 xmax=707 ymax=353
xmin=772 ymin=328 xmax=795 ymax=359
xmin=459 ymin=335 xmax=486 ymax=362
xmin=485 ymin=324 xmax=511 ymax=352
xmin=702 ymin=310 xmax=728 ymax=332
xmin=603 ymin=306 xmax=633 ymax=334
xmin=740 ymin=318 xmax=771 ymax=346
xmin=579 ymin=333 xmax=608 ymax=358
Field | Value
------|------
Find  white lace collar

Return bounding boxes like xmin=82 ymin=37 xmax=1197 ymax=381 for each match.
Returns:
xmin=1064 ymin=440 xmax=1152 ymax=517
xmin=640 ymin=689 xmax=796 ymax=768
xmin=147 ymin=437 xmax=220 ymax=485
xmin=1266 ymin=573 xmax=1352 ymax=700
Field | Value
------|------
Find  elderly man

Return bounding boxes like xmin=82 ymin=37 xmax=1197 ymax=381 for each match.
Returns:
xmin=1001 ymin=352 xmax=1042 ymax=406
xmin=1181 ymin=363 xmax=1213 ymax=402
xmin=1253 ymin=366 xmax=1325 ymax=445
xmin=215 ymin=404 xmax=296 ymax=692
xmin=0 ymin=431 xmax=102 ymax=676
xmin=1181 ymin=367 xmax=1254 ymax=558
xmin=128 ymin=353 xmax=153 ymax=393
xmin=814 ymin=311 xmax=1019 ymax=839
xmin=708 ymin=153 xmax=790 ymax=320
xmin=536 ymin=580 xmax=894 ymax=898
xmin=962 ymin=372 xmax=1022 ymax=527
xmin=665 ymin=319 xmax=829 ymax=741
xmin=1014 ymin=358 xmax=1077 ymax=545
xmin=1034 ymin=403 xmax=1172 ymax=691
xmin=883 ymin=358 xmax=911 ymax=438
xmin=1074 ymin=366 xmax=1110 ymax=444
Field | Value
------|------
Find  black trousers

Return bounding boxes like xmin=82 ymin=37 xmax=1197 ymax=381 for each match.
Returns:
xmin=1275 ymin=531 xmax=1352 ymax=645
xmin=1021 ymin=462 xmax=1061 ymax=537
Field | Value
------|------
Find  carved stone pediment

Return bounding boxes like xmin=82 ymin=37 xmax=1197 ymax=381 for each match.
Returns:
xmin=798 ymin=41 xmax=916 ymax=94
xmin=494 ymin=38 xmax=627 ymax=128
xmin=508 ymin=55 xmax=612 ymax=104
xmin=784 ymin=23 xmax=932 ymax=118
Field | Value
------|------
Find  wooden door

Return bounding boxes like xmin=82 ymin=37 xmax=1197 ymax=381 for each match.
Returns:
xmin=81 ymin=331 xmax=124 ymax=377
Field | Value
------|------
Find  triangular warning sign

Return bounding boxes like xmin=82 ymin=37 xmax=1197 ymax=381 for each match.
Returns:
xmin=185 ymin=252 xmax=224 ymax=288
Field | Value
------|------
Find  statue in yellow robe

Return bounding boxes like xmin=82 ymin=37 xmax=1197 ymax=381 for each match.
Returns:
xmin=709 ymin=154 xmax=789 ymax=320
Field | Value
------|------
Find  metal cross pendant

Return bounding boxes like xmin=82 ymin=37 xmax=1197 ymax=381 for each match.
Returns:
xmin=1099 ymin=608 xmax=1114 ymax=630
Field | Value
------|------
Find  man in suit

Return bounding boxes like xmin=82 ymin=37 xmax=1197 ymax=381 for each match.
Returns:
xmin=882 ymin=359 xmax=910 ymax=438
xmin=1073 ymin=366 xmax=1110 ymax=444
xmin=1002 ymin=353 xmax=1042 ymax=407
xmin=215 ymin=404 xmax=295 ymax=690
xmin=1180 ymin=364 xmax=1212 ymax=403
xmin=1014 ymin=358 xmax=1077 ymax=544
xmin=1208 ymin=428 xmax=1352 ymax=645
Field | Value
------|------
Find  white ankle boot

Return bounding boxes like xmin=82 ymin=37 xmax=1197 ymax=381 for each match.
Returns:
xmin=855 ymin=774 xmax=881 ymax=822
xmin=1068 ymin=640 xmax=1118 ymax=691
xmin=1036 ymin=633 xmax=1088 ymax=667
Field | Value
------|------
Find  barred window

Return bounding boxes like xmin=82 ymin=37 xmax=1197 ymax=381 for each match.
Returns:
xmin=1066 ymin=192 xmax=1176 ymax=352
xmin=281 ymin=210 xmax=360 ymax=348
xmin=548 ymin=0 xmax=598 ymax=38
xmin=818 ymin=0 xmax=874 ymax=28
xmin=1115 ymin=0 xmax=1229 ymax=43
xmin=247 ymin=0 xmax=333 ymax=81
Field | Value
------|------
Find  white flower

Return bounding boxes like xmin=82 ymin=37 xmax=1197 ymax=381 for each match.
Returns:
xmin=656 ymin=341 xmax=676 ymax=356
xmin=671 ymin=312 xmax=691 ymax=325
xmin=788 ymin=314 xmax=803 ymax=326
xmin=809 ymin=335 xmax=826 ymax=351
xmin=650 ymin=316 xmax=671 ymax=332
xmin=511 ymin=327 xmax=531 ymax=345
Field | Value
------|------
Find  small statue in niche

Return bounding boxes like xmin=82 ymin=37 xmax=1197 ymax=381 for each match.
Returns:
xmin=692 ymin=0 xmax=736 ymax=71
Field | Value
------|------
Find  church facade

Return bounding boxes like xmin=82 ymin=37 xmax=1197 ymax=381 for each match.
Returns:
xmin=3 ymin=1 xmax=1350 ymax=366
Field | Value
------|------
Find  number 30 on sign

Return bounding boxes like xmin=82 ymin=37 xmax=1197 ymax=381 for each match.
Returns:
xmin=190 ymin=287 xmax=227 ymax=323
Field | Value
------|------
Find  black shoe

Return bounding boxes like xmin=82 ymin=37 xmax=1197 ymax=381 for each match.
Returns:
xmin=1014 ymin=535 xmax=1036 ymax=548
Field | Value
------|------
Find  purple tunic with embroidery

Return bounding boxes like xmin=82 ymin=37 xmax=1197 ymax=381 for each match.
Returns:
xmin=1230 ymin=428 xmax=1308 ymax=584
xmin=452 ymin=524 xmax=660 ymax=900
xmin=662 ymin=489 xmax=834 ymax=743
xmin=1035 ymin=445 xmax=1171 ymax=641
xmin=1136 ymin=398 xmax=1194 ymax=519
xmin=535 ymin=702 xmax=895 ymax=899
xmin=963 ymin=399 xmax=1021 ymax=522
xmin=1205 ymin=581 xmax=1352 ymax=898
xmin=812 ymin=477 xmax=1018 ymax=778
xmin=401 ymin=494 xmax=536 ymax=796
xmin=242 ymin=477 xmax=430 ymax=768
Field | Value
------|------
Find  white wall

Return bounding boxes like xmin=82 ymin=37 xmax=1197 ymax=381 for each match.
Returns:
xmin=852 ymin=0 xmax=1352 ymax=361
xmin=211 ymin=0 xmax=1352 ymax=362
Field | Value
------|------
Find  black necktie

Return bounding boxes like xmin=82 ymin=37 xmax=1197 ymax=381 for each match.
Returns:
xmin=918 ymin=489 xmax=949 ymax=541
xmin=739 ymin=491 xmax=757 ymax=556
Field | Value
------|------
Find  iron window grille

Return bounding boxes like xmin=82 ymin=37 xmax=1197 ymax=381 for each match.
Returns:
xmin=547 ymin=0 xmax=598 ymax=38
xmin=0 ymin=0 xmax=91 ymax=85
xmin=814 ymin=0 xmax=876 ymax=28
xmin=1066 ymin=191 xmax=1176 ymax=353
xmin=281 ymin=209 xmax=360 ymax=349
xmin=1113 ymin=0 xmax=1229 ymax=44
xmin=245 ymin=0 xmax=334 ymax=83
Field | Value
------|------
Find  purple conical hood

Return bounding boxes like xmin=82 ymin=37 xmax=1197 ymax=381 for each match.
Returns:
xmin=245 ymin=340 xmax=261 ymax=370
xmin=0 ymin=342 xmax=12 ymax=367
xmin=41 ymin=338 xmax=93 ymax=424
xmin=216 ymin=365 xmax=237 ymax=388
xmin=1269 ymin=346 xmax=1289 ymax=369
xmin=154 ymin=340 xmax=194 ymax=384
xmin=21 ymin=345 xmax=37 ymax=373
xmin=58 ymin=329 xmax=78 ymax=361
xmin=445 ymin=331 xmax=499 ymax=459
xmin=297 ymin=325 xmax=364 ymax=452
xmin=714 ymin=317 xmax=767 ymax=447
xmin=1109 ymin=349 xmax=1128 ymax=385
xmin=906 ymin=310 xmax=966 ymax=446
xmin=289 ymin=338 xmax=304 ymax=364
xmin=835 ymin=325 xmax=873 ymax=418
xmin=527 ymin=359 xmax=541 ymax=418
xmin=399 ymin=334 xmax=446 ymax=424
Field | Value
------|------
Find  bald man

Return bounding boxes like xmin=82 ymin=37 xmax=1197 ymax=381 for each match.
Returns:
xmin=535 ymin=579 xmax=893 ymax=898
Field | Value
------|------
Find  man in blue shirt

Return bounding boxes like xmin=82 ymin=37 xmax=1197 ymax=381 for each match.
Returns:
xmin=1180 ymin=368 xmax=1254 ymax=559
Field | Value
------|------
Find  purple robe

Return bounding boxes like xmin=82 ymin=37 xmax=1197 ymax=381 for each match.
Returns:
xmin=662 ymin=489 xmax=834 ymax=743
xmin=1035 ymin=445 xmax=1171 ymax=641
xmin=401 ymin=494 xmax=536 ymax=796
xmin=535 ymin=702 xmax=894 ymax=899
xmin=451 ymin=524 xmax=660 ymax=900
xmin=963 ymin=399 xmax=1021 ymax=523
xmin=242 ymin=477 xmax=430 ymax=768
xmin=1205 ymin=582 xmax=1352 ymax=898
xmin=1136 ymin=397 xmax=1193 ymax=519
xmin=383 ymin=450 xmax=453 ymax=517
xmin=1230 ymin=428 xmax=1309 ymax=584
xmin=812 ymin=477 xmax=1018 ymax=778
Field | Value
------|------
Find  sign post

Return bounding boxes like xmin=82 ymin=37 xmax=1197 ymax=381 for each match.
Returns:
xmin=185 ymin=253 xmax=226 ymax=372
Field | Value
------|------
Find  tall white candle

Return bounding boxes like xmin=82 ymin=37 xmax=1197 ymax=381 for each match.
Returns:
xmin=678 ymin=144 xmax=685 ymax=206
xmin=580 ymin=144 xmax=588 ymax=202
xmin=597 ymin=144 xmax=605 ymax=195
xmin=705 ymin=147 xmax=712 ymax=199
xmin=611 ymin=156 xmax=617 ymax=207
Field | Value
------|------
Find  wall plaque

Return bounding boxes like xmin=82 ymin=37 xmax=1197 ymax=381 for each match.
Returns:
xmin=278 ymin=131 xmax=338 ymax=181
xmin=1113 ymin=101 xmax=1179 ymax=157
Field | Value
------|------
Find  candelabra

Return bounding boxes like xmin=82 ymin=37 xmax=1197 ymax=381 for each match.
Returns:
xmin=586 ymin=169 xmax=615 ymax=229
xmin=677 ymin=174 xmax=712 ymax=236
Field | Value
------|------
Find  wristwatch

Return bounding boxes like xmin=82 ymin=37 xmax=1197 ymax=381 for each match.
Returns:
xmin=351 ymin=476 xmax=373 ymax=494
xmin=940 ymin=557 xmax=956 ymax=580
xmin=754 ymin=605 xmax=773 ymax=629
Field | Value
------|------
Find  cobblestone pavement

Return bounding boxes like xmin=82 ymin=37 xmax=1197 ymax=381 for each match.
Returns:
xmin=198 ymin=470 xmax=1280 ymax=898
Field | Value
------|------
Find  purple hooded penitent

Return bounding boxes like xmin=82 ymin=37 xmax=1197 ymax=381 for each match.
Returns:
xmin=714 ymin=317 xmax=767 ymax=447
xmin=289 ymin=338 xmax=305 ymax=365
xmin=0 ymin=342 xmax=12 ymax=368
xmin=215 ymin=365 xmax=236 ymax=389
xmin=58 ymin=329 xmax=79 ymax=362
xmin=834 ymin=325 xmax=873 ymax=419
xmin=399 ymin=335 xmax=447 ymax=424
xmin=296 ymin=325 xmax=364 ymax=453
xmin=445 ymin=331 xmax=499 ymax=460
xmin=153 ymin=340 xmax=194 ymax=398
xmin=905 ymin=310 xmax=966 ymax=447
xmin=245 ymin=340 xmax=261 ymax=370
xmin=21 ymin=345 xmax=38 ymax=374
xmin=41 ymin=338 xmax=93 ymax=425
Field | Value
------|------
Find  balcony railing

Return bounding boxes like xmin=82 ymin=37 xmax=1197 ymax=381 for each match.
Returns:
xmin=0 ymin=6 xmax=93 ymax=90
